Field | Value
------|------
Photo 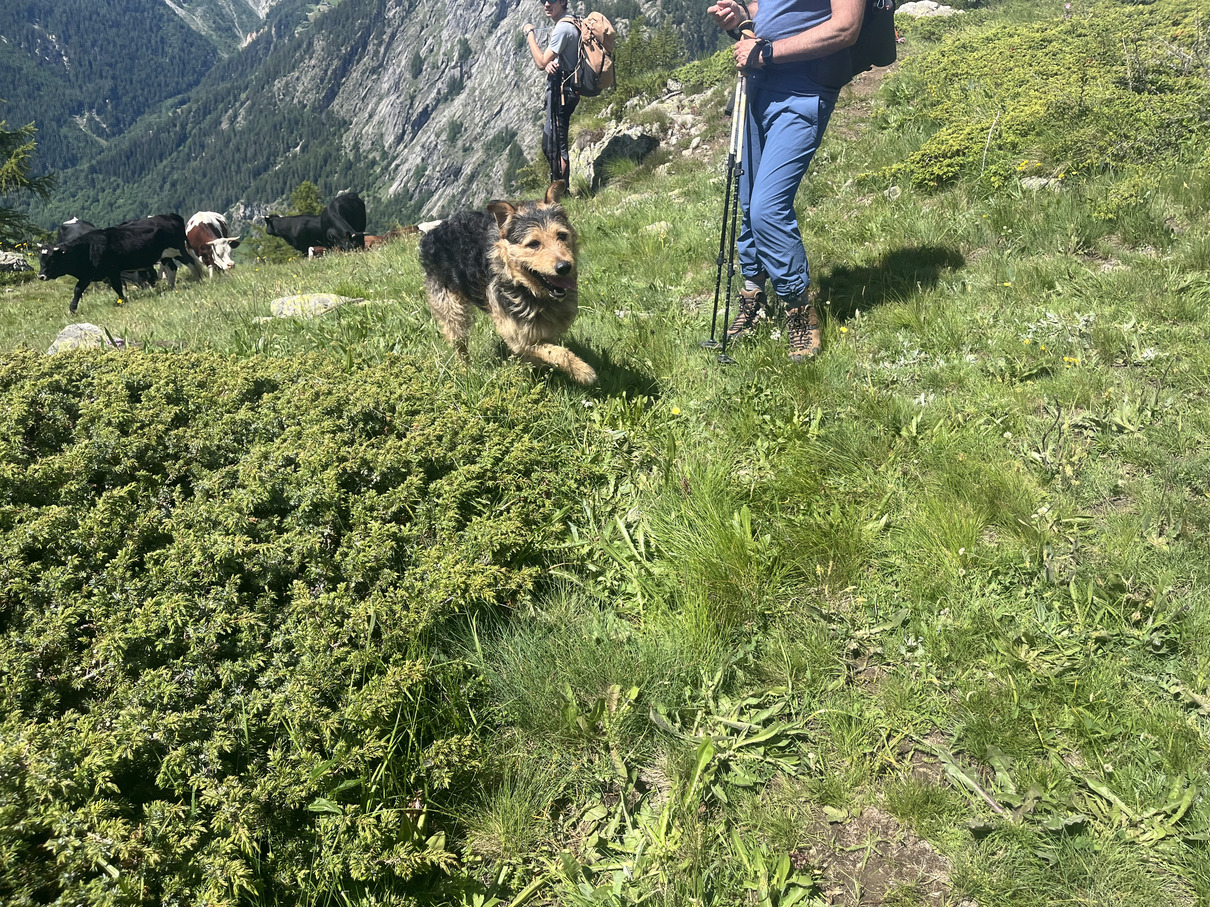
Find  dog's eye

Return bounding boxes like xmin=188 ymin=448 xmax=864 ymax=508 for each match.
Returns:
xmin=526 ymin=239 xmax=542 ymax=249
xmin=557 ymin=232 xmax=571 ymax=243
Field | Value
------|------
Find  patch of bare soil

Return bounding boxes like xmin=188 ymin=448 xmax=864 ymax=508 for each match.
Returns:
xmin=830 ymin=62 xmax=898 ymax=141
xmin=794 ymin=806 xmax=972 ymax=906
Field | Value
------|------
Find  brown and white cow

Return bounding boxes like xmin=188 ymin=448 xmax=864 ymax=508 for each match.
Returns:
xmin=185 ymin=212 xmax=241 ymax=276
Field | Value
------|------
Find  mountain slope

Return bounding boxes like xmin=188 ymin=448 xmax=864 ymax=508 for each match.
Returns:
xmin=16 ymin=0 xmax=648 ymax=231
xmin=160 ymin=0 xmax=285 ymax=54
xmin=0 ymin=0 xmax=219 ymax=173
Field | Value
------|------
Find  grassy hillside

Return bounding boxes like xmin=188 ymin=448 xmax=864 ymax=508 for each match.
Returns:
xmin=2 ymin=0 xmax=1209 ymax=904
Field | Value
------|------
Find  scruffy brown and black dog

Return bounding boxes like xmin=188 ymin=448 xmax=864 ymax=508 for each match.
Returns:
xmin=419 ymin=181 xmax=596 ymax=385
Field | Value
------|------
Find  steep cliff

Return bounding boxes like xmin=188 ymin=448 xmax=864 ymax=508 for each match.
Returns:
xmin=317 ymin=0 xmax=552 ymax=216
xmin=16 ymin=0 xmax=641 ymax=228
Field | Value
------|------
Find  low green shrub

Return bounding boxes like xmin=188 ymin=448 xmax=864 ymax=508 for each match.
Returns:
xmin=0 ymin=350 xmax=593 ymax=905
xmin=873 ymin=0 xmax=1210 ymax=193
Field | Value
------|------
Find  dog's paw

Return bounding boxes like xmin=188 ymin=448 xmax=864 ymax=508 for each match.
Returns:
xmin=568 ymin=360 xmax=597 ymax=386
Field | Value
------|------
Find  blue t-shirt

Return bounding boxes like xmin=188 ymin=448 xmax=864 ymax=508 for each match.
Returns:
xmin=754 ymin=0 xmax=851 ymax=94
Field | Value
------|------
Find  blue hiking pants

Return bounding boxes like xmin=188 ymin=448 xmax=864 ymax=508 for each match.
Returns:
xmin=737 ymin=76 xmax=835 ymax=302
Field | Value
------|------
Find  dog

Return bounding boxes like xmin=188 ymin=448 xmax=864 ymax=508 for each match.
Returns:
xmin=419 ymin=181 xmax=596 ymax=385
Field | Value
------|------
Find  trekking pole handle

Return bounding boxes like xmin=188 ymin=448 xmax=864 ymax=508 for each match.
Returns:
xmin=727 ymin=19 xmax=756 ymax=41
xmin=724 ymin=0 xmax=755 ymax=39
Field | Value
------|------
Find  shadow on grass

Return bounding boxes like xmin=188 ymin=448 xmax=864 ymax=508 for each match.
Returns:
xmin=487 ymin=338 xmax=662 ymax=399
xmin=818 ymin=244 xmax=965 ymax=321
xmin=585 ymin=342 xmax=662 ymax=399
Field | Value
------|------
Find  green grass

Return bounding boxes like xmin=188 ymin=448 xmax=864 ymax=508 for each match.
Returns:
xmin=2 ymin=0 xmax=1209 ymax=903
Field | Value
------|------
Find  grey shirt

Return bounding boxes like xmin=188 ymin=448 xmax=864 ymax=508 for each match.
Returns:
xmin=548 ymin=18 xmax=580 ymax=73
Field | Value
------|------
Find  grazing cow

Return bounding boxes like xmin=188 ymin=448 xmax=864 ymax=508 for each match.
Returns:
xmin=39 ymin=213 xmax=204 ymax=314
xmin=186 ymin=212 xmax=241 ymax=276
xmin=57 ymin=217 xmax=162 ymax=288
xmin=362 ymin=234 xmax=392 ymax=251
xmin=321 ymin=192 xmax=367 ymax=251
xmin=264 ymin=214 xmax=325 ymax=254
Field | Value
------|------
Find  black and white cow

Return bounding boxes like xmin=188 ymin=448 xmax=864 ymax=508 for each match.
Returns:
xmin=263 ymin=214 xmax=325 ymax=254
xmin=186 ymin=212 xmax=241 ymax=276
xmin=321 ymin=192 xmax=367 ymax=251
xmin=39 ymin=214 xmax=204 ymax=314
xmin=56 ymin=216 xmax=169 ymax=289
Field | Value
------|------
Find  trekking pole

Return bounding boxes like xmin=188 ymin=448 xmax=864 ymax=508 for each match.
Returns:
xmin=716 ymin=74 xmax=748 ymax=366
xmin=701 ymin=74 xmax=745 ymax=352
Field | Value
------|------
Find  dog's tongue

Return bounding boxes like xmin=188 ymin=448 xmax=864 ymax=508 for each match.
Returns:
xmin=546 ymin=274 xmax=576 ymax=290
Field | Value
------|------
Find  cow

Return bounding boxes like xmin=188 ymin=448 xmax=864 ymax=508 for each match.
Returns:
xmin=39 ymin=214 xmax=204 ymax=314
xmin=264 ymin=214 xmax=325 ymax=254
xmin=57 ymin=216 xmax=163 ymax=288
xmin=321 ymin=191 xmax=367 ymax=251
xmin=185 ymin=212 xmax=241 ymax=276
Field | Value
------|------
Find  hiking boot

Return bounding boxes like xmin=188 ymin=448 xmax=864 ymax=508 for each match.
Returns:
xmin=786 ymin=301 xmax=820 ymax=362
xmin=725 ymin=287 xmax=765 ymax=342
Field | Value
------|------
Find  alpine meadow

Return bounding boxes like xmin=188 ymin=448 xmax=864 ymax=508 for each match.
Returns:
xmin=2 ymin=0 xmax=1210 ymax=904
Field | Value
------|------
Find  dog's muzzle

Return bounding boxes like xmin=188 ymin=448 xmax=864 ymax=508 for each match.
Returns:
xmin=535 ymin=263 xmax=576 ymax=299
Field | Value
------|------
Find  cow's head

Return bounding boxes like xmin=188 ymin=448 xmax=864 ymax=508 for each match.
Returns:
xmin=38 ymin=245 xmax=67 ymax=280
xmin=207 ymin=236 xmax=241 ymax=271
xmin=263 ymin=216 xmax=280 ymax=238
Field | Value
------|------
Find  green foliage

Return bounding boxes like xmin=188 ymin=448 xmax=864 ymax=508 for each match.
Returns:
xmin=872 ymin=0 xmax=1210 ymax=193
xmin=0 ymin=351 xmax=591 ymax=905
xmin=0 ymin=119 xmax=53 ymax=247
xmin=0 ymin=0 xmax=216 ymax=175
xmin=290 ymin=179 xmax=325 ymax=215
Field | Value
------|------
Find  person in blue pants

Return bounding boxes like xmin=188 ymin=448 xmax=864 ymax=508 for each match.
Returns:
xmin=708 ymin=0 xmax=865 ymax=361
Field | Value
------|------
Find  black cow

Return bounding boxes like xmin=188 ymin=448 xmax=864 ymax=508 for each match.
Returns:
xmin=321 ymin=192 xmax=367 ymax=251
xmin=39 ymin=214 xmax=204 ymax=314
xmin=57 ymin=216 xmax=166 ymax=289
xmin=264 ymin=214 xmax=325 ymax=254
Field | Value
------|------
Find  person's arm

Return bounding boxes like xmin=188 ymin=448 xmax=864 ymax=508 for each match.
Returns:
xmin=522 ymin=24 xmax=559 ymax=71
xmin=714 ymin=0 xmax=865 ymax=70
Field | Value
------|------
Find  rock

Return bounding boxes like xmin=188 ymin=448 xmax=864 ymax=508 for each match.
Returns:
xmin=0 ymin=251 xmax=32 ymax=273
xmin=569 ymin=122 xmax=660 ymax=192
xmin=48 ymin=323 xmax=125 ymax=354
xmin=269 ymin=293 xmax=363 ymax=318
xmin=897 ymin=0 xmax=960 ymax=15
xmin=1020 ymin=176 xmax=1063 ymax=192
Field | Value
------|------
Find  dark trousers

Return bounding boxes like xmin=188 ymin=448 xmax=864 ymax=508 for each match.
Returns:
xmin=543 ymin=73 xmax=579 ymax=184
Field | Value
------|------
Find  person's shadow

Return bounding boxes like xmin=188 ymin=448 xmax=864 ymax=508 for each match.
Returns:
xmin=816 ymin=245 xmax=965 ymax=321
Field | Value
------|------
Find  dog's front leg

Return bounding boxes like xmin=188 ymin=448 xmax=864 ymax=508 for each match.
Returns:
xmin=517 ymin=342 xmax=598 ymax=386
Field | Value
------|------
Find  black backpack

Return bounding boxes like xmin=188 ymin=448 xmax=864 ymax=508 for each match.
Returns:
xmin=849 ymin=0 xmax=897 ymax=76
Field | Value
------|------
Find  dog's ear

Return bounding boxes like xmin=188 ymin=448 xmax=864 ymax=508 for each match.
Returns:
xmin=486 ymin=200 xmax=516 ymax=231
xmin=545 ymin=181 xmax=567 ymax=204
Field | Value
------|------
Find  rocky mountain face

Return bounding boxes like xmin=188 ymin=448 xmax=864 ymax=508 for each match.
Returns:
xmin=161 ymin=0 xmax=280 ymax=53
xmin=316 ymin=0 xmax=553 ymax=217
xmin=16 ymin=0 xmax=647 ymax=228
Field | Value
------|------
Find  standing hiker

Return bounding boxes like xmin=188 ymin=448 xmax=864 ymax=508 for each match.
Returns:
xmin=523 ymin=0 xmax=581 ymax=183
xmin=707 ymin=0 xmax=864 ymax=361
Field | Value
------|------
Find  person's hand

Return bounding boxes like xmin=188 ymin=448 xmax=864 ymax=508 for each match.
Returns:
xmin=523 ymin=23 xmax=535 ymax=38
xmin=544 ymin=59 xmax=560 ymax=75
xmin=707 ymin=0 xmax=744 ymax=32
xmin=734 ymin=35 xmax=759 ymax=69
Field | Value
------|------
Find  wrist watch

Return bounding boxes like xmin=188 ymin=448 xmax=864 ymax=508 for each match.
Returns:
xmin=759 ymin=39 xmax=773 ymax=67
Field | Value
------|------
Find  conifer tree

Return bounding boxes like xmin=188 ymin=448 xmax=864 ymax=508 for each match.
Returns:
xmin=0 ymin=118 xmax=54 ymax=247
